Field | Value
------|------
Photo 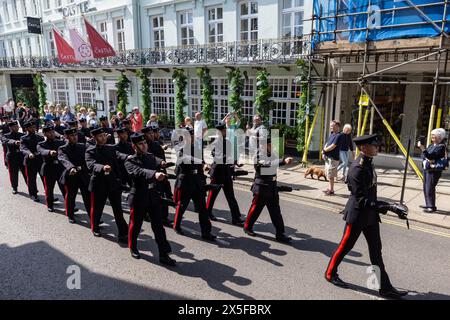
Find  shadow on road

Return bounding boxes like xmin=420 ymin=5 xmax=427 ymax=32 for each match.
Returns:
xmin=0 ymin=242 xmax=183 ymax=299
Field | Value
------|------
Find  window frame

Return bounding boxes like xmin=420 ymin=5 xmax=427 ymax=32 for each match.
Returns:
xmin=178 ymin=10 xmax=194 ymax=46
xmin=206 ymin=6 xmax=223 ymax=44
xmin=151 ymin=15 xmax=165 ymax=49
xmin=114 ymin=17 xmax=126 ymax=52
xmin=238 ymin=0 xmax=258 ymax=42
xmin=281 ymin=0 xmax=304 ymax=39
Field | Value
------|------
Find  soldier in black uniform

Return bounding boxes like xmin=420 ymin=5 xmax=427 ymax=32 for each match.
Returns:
xmin=79 ymin=118 xmax=92 ymax=140
xmin=99 ymin=115 xmax=116 ymax=145
xmin=243 ymin=127 xmax=293 ymax=243
xmin=2 ymin=121 xmax=26 ymax=194
xmin=37 ymin=125 xmax=66 ymax=212
xmin=121 ymin=119 xmax=134 ymax=142
xmin=115 ymin=127 xmax=134 ymax=191
xmin=20 ymin=120 xmax=45 ymax=202
xmin=206 ymin=123 xmax=244 ymax=225
xmin=142 ymin=124 xmax=174 ymax=226
xmin=125 ymin=132 xmax=176 ymax=266
xmin=325 ymin=134 xmax=409 ymax=299
xmin=1 ymin=115 xmax=11 ymax=167
xmin=85 ymin=127 xmax=129 ymax=241
xmin=58 ymin=128 xmax=91 ymax=224
xmin=67 ymin=120 xmax=87 ymax=144
xmin=172 ymin=127 xmax=216 ymax=241
xmin=53 ymin=117 xmax=66 ymax=137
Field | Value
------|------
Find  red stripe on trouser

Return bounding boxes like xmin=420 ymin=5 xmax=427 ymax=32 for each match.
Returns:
xmin=326 ymin=224 xmax=353 ymax=280
xmin=244 ymin=194 xmax=259 ymax=230
xmin=90 ymin=192 xmax=95 ymax=231
xmin=206 ymin=178 xmax=216 ymax=210
xmin=128 ymin=207 xmax=135 ymax=249
xmin=7 ymin=161 xmax=13 ymax=186
xmin=43 ymin=176 xmax=48 ymax=206
xmin=64 ymin=185 xmax=69 ymax=217
xmin=24 ymin=165 xmax=29 ymax=186
xmin=173 ymin=188 xmax=182 ymax=230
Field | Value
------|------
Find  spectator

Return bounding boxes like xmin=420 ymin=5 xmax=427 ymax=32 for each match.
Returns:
xmin=418 ymin=128 xmax=448 ymax=213
xmin=116 ymin=111 xmax=125 ymax=125
xmin=44 ymin=105 xmax=56 ymax=124
xmin=223 ymin=112 xmax=241 ymax=160
xmin=322 ymin=120 xmax=343 ymax=196
xmin=131 ymin=106 xmax=143 ymax=132
xmin=337 ymin=124 xmax=355 ymax=181
xmin=61 ymin=106 xmax=75 ymax=123
xmin=146 ymin=113 xmax=158 ymax=127
xmin=55 ymin=104 xmax=63 ymax=118
xmin=88 ymin=111 xmax=97 ymax=127
xmin=79 ymin=107 xmax=88 ymax=120
xmin=194 ymin=112 xmax=207 ymax=146
xmin=4 ymin=97 xmax=15 ymax=116
xmin=15 ymin=102 xmax=27 ymax=128
xmin=108 ymin=100 xmax=116 ymax=115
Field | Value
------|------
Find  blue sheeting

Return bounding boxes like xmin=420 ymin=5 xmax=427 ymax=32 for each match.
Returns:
xmin=313 ymin=0 xmax=450 ymax=43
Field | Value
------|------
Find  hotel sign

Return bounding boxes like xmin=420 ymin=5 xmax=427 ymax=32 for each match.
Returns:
xmin=59 ymin=0 xmax=96 ymax=18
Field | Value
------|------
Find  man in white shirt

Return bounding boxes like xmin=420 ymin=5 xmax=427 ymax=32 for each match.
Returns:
xmin=194 ymin=112 xmax=207 ymax=148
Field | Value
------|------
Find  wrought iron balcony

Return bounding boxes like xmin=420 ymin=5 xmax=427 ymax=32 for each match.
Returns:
xmin=0 ymin=38 xmax=318 ymax=71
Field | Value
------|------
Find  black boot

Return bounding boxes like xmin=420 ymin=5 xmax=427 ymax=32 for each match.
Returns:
xmin=325 ymin=273 xmax=349 ymax=289
xmin=130 ymin=248 xmax=141 ymax=259
xmin=276 ymin=234 xmax=292 ymax=244
xmin=159 ymin=254 xmax=176 ymax=266
xmin=201 ymin=233 xmax=217 ymax=241
xmin=379 ymin=287 xmax=408 ymax=299
xmin=244 ymin=228 xmax=256 ymax=237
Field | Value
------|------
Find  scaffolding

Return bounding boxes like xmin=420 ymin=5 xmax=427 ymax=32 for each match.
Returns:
xmin=300 ymin=0 xmax=450 ymax=181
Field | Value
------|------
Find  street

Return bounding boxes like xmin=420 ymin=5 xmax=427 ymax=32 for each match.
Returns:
xmin=1 ymin=163 xmax=450 ymax=300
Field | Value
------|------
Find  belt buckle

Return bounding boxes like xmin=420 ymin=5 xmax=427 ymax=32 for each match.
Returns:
xmin=77 ymin=166 xmax=82 ymax=171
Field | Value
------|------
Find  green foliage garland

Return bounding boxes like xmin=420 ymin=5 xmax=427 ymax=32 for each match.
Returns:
xmin=254 ymin=69 xmax=273 ymax=126
xmin=136 ymin=68 xmax=152 ymax=123
xmin=196 ymin=67 xmax=214 ymax=128
xmin=227 ymin=68 xmax=247 ymax=128
xmin=116 ymin=72 xmax=131 ymax=114
xmin=33 ymin=73 xmax=47 ymax=116
xmin=295 ymin=59 xmax=316 ymax=153
xmin=172 ymin=69 xmax=188 ymax=127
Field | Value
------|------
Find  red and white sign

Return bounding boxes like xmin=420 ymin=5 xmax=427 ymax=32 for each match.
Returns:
xmin=53 ymin=28 xmax=79 ymax=64
xmin=84 ymin=18 xmax=116 ymax=58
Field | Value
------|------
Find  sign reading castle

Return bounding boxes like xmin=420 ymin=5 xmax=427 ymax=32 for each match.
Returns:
xmin=59 ymin=0 xmax=96 ymax=18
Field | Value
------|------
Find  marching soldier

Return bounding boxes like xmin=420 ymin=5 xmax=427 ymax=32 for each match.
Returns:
xmin=124 ymin=132 xmax=176 ymax=266
xmin=115 ymin=126 xmax=134 ymax=191
xmin=121 ymin=119 xmax=134 ymax=142
xmin=243 ymin=119 xmax=293 ymax=243
xmin=58 ymin=128 xmax=91 ymax=224
xmin=142 ymin=124 xmax=174 ymax=226
xmin=20 ymin=120 xmax=45 ymax=202
xmin=325 ymin=134 xmax=408 ymax=299
xmin=66 ymin=120 xmax=87 ymax=144
xmin=206 ymin=123 xmax=244 ymax=225
xmin=79 ymin=118 xmax=92 ymax=140
xmin=37 ymin=125 xmax=66 ymax=212
xmin=173 ymin=127 xmax=216 ymax=241
xmin=53 ymin=117 xmax=66 ymax=136
xmin=1 ymin=115 xmax=11 ymax=167
xmin=99 ymin=115 xmax=116 ymax=145
xmin=2 ymin=120 xmax=26 ymax=194
xmin=85 ymin=127 xmax=129 ymax=241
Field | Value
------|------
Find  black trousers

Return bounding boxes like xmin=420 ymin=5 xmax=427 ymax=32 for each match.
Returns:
xmin=43 ymin=174 xmax=65 ymax=209
xmin=423 ymin=170 xmax=442 ymax=209
xmin=129 ymin=202 xmax=171 ymax=256
xmin=64 ymin=180 xmax=91 ymax=220
xmin=158 ymin=179 xmax=173 ymax=221
xmin=326 ymin=223 xmax=393 ymax=292
xmin=244 ymin=192 xmax=285 ymax=236
xmin=7 ymin=159 xmax=26 ymax=190
xmin=173 ymin=186 xmax=212 ymax=236
xmin=206 ymin=178 xmax=241 ymax=220
xmin=25 ymin=161 xmax=43 ymax=197
xmin=2 ymin=146 xmax=7 ymax=167
xmin=90 ymin=186 xmax=128 ymax=237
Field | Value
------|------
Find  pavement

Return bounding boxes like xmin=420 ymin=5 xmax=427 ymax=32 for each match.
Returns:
xmin=1 ymin=159 xmax=450 ymax=300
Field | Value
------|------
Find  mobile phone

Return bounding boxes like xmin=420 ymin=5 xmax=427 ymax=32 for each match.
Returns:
xmin=419 ymin=135 xmax=426 ymax=145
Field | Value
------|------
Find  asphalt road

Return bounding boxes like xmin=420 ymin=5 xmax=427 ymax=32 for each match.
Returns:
xmin=1 ymin=163 xmax=450 ymax=300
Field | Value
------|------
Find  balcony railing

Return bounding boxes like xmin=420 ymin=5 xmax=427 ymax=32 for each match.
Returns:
xmin=0 ymin=38 xmax=317 ymax=71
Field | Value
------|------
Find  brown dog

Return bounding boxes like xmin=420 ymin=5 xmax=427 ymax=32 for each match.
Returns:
xmin=304 ymin=166 xmax=328 ymax=181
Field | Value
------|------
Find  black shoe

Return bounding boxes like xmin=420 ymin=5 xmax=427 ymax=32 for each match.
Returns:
xmin=53 ymin=197 xmax=60 ymax=203
xmin=68 ymin=218 xmax=76 ymax=224
xmin=174 ymin=227 xmax=184 ymax=235
xmin=244 ymin=228 xmax=257 ymax=237
xmin=74 ymin=207 xmax=79 ymax=213
xmin=162 ymin=219 xmax=173 ymax=227
xmin=379 ymin=287 xmax=408 ymax=299
xmin=423 ymin=208 xmax=437 ymax=213
xmin=419 ymin=205 xmax=429 ymax=209
xmin=93 ymin=230 xmax=102 ymax=237
xmin=276 ymin=234 xmax=292 ymax=244
xmin=201 ymin=233 xmax=217 ymax=241
xmin=31 ymin=195 xmax=39 ymax=202
xmin=47 ymin=207 xmax=54 ymax=213
xmin=232 ymin=218 xmax=245 ymax=226
xmin=130 ymin=249 xmax=141 ymax=259
xmin=118 ymin=235 xmax=128 ymax=244
xmin=326 ymin=274 xmax=349 ymax=289
xmin=12 ymin=189 xmax=17 ymax=195
xmin=209 ymin=215 xmax=218 ymax=221
xmin=159 ymin=255 xmax=176 ymax=267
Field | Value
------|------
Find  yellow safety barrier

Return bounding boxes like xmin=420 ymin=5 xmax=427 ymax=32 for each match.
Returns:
xmin=319 ymin=105 xmax=325 ymax=160
xmin=302 ymin=107 xmax=321 ymax=164
xmin=436 ymin=107 xmax=443 ymax=129
xmin=427 ymin=104 xmax=436 ymax=146
xmin=356 ymin=106 xmax=371 ymax=157
xmin=357 ymin=103 xmax=364 ymax=136
xmin=383 ymin=119 xmax=424 ymax=181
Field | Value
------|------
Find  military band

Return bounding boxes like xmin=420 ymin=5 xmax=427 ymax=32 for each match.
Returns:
xmin=0 ymin=113 xmax=413 ymax=298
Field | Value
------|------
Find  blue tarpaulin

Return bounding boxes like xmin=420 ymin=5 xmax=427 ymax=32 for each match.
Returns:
xmin=313 ymin=0 xmax=450 ymax=43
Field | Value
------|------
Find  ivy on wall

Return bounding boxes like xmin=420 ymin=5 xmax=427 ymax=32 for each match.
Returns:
xmin=227 ymin=68 xmax=247 ymax=128
xmin=33 ymin=73 xmax=47 ymax=116
xmin=136 ymin=68 xmax=152 ymax=123
xmin=172 ymin=68 xmax=188 ymax=127
xmin=116 ymin=72 xmax=131 ymax=114
xmin=196 ymin=67 xmax=214 ymax=128
xmin=254 ymin=69 xmax=273 ymax=127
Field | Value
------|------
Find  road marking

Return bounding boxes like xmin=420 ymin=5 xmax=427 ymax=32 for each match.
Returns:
xmin=234 ymin=185 xmax=450 ymax=239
